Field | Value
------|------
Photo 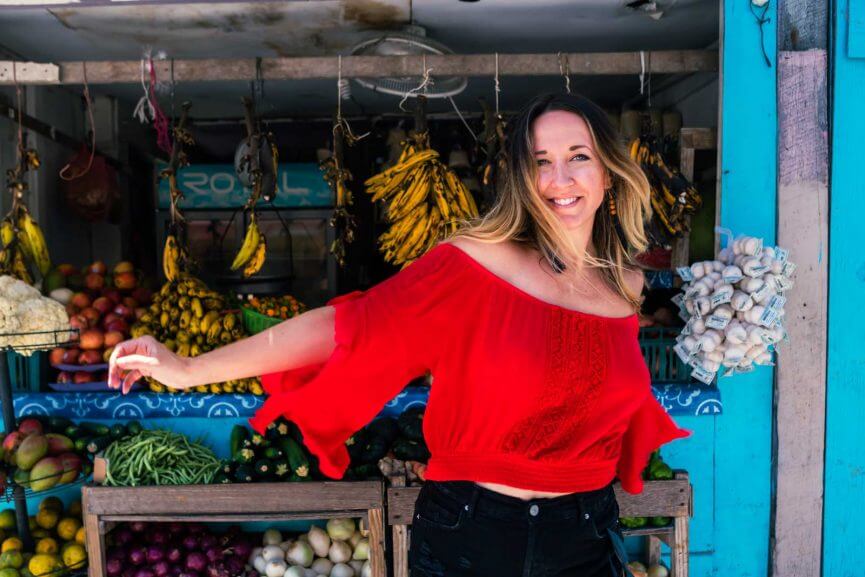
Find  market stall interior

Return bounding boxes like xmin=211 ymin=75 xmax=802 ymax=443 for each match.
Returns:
xmin=0 ymin=1 xmax=737 ymax=576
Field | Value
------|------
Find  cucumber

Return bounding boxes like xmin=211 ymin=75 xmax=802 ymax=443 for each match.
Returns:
xmin=367 ymin=417 xmax=399 ymax=445
xmin=233 ymin=465 xmax=254 ymax=483
xmin=273 ymin=462 xmax=290 ymax=478
xmin=48 ymin=417 xmax=73 ymax=433
xmin=213 ymin=472 xmax=233 ymax=484
xmin=250 ymin=433 xmax=268 ymax=447
xmin=346 ymin=430 xmax=369 ymax=465
xmin=65 ymin=426 xmax=84 ymax=439
xmin=254 ymin=459 xmax=274 ymax=477
xmin=397 ymin=408 xmax=425 ymax=442
xmin=392 ymin=439 xmax=430 ymax=463
xmin=229 ymin=425 xmax=250 ymax=457
xmin=79 ymin=423 xmax=111 ymax=437
xmin=263 ymin=447 xmax=284 ymax=461
xmin=109 ymin=424 xmax=127 ymax=439
xmin=73 ymin=438 xmax=88 ymax=453
xmin=236 ymin=447 xmax=256 ymax=464
xmin=278 ymin=437 xmax=310 ymax=478
xmin=86 ymin=436 xmax=113 ymax=454
xmin=126 ymin=421 xmax=143 ymax=436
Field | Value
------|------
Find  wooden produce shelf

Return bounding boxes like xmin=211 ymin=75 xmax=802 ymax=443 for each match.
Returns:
xmin=386 ymin=471 xmax=692 ymax=577
xmin=82 ymin=481 xmax=387 ymax=577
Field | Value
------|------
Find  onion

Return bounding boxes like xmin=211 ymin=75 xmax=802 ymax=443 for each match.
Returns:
xmin=647 ymin=564 xmax=669 ymax=577
xmin=286 ymin=541 xmax=314 ymax=567
xmin=232 ymin=541 xmax=253 ymax=560
xmin=182 ymin=535 xmax=199 ymax=551
xmin=312 ymin=558 xmax=334 ymax=575
xmin=168 ymin=523 xmax=186 ymax=535
xmin=150 ymin=532 xmax=169 ymax=546
xmin=130 ymin=521 xmax=148 ymax=533
xmin=253 ymin=555 xmax=268 ymax=574
xmin=206 ymin=547 xmax=224 ymax=563
xmin=122 ymin=569 xmax=137 ymax=577
xmin=250 ymin=547 xmax=263 ymax=564
xmin=147 ymin=547 xmax=165 ymax=563
xmin=129 ymin=547 xmax=147 ymax=566
xmin=115 ymin=528 xmax=135 ymax=546
xmin=200 ymin=534 xmax=217 ymax=550
xmin=326 ymin=519 xmax=356 ymax=542
xmin=108 ymin=548 xmax=127 ymax=562
xmin=107 ymin=558 xmax=123 ymax=577
xmin=265 ymin=560 xmax=288 ymax=577
xmin=361 ymin=561 xmax=372 ymax=577
xmin=349 ymin=561 xmax=364 ymax=574
xmin=348 ymin=533 xmax=362 ymax=549
xmin=263 ymin=529 xmax=283 ymax=546
xmin=135 ymin=570 xmax=155 ymax=577
xmin=329 ymin=541 xmax=352 ymax=564
xmin=284 ymin=568 xmax=305 ymax=577
xmin=152 ymin=561 xmax=171 ymax=577
xmin=330 ymin=563 xmax=355 ymax=577
xmin=263 ymin=544 xmax=286 ymax=562
xmin=167 ymin=547 xmax=183 ymax=563
xmin=308 ymin=526 xmax=332 ymax=558
xmin=185 ymin=552 xmax=208 ymax=572
xmin=226 ymin=557 xmax=246 ymax=573
xmin=178 ymin=572 xmax=200 ymax=577
xmin=351 ymin=539 xmax=369 ymax=561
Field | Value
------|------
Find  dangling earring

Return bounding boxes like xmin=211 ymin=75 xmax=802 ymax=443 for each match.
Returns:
xmin=606 ymin=187 xmax=618 ymax=217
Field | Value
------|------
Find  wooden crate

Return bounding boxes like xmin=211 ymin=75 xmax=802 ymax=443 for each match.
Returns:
xmin=386 ymin=471 xmax=692 ymax=577
xmin=82 ymin=481 xmax=387 ymax=577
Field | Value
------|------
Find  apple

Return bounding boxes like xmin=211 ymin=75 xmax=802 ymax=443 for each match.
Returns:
xmin=62 ymin=348 xmax=81 ymax=364
xmin=79 ymin=329 xmax=104 ymax=351
xmin=64 ymin=302 xmax=79 ymax=316
xmin=73 ymin=371 xmax=94 ymax=384
xmin=49 ymin=347 xmax=66 ymax=366
xmin=56 ymin=264 xmax=77 ymax=276
xmin=122 ymin=296 xmax=138 ymax=309
xmin=131 ymin=287 xmax=152 ymax=304
xmin=68 ymin=315 xmax=88 ymax=336
xmin=103 ymin=346 xmax=115 ymax=363
xmin=85 ymin=273 xmax=105 ymax=291
xmin=113 ymin=304 xmax=134 ymax=320
xmin=134 ymin=307 xmax=147 ymax=320
xmin=104 ymin=331 xmax=124 ymax=348
xmin=92 ymin=296 xmax=114 ymax=315
xmin=114 ymin=271 xmax=137 ymax=290
xmin=57 ymin=371 xmax=72 ymax=383
xmin=78 ymin=350 xmax=103 ymax=366
xmin=71 ymin=292 xmax=91 ymax=310
xmin=89 ymin=261 xmax=107 ymax=276
xmin=113 ymin=261 xmax=134 ymax=275
xmin=80 ymin=307 xmax=101 ymax=326
xmin=104 ymin=319 xmax=129 ymax=335
xmin=102 ymin=288 xmax=122 ymax=304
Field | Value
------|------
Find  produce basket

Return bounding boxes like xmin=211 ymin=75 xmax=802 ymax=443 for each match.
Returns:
xmin=639 ymin=327 xmax=694 ymax=384
xmin=242 ymin=306 xmax=283 ymax=335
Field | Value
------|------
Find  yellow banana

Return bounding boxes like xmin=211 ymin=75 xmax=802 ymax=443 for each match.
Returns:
xmin=223 ymin=313 xmax=237 ymax=331
xmin=231 ymin=215 xmax=261 ymax=270
xmin=242 ymin=234 xmax=267 ymax=278
xmin=206 ymin=321 xmax=223 ymax=345
xmin=12 ymin=247 xmax=32 ymax=284
xmin=0 ymin=219 xmax=14 ymax=248
xmin=191 ymin=297 xmax=204 ymax=319
xmin=201 ymin=311 xmax=220 ymax=334
xmin=17 ymin=209 xmax=50 ymax=276
xmin=163 ymin=235 xmax=180 ymax=281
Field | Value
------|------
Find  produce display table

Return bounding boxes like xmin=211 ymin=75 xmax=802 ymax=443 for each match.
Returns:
xmin=386 ymin=472 xmax=692 ymax=577
xmin=82 ymin=481 xmax=387 ymax=577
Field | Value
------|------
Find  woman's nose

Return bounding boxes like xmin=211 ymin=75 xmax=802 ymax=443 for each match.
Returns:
xmin=552 ymin=161 xmax=573 ymax=187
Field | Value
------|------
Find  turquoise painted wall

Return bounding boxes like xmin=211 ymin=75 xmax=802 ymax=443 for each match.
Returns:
xmin=715 ymin=0 xmax=777 ymax=575
xmin=824 ymin=1 xmax=865 ymax=574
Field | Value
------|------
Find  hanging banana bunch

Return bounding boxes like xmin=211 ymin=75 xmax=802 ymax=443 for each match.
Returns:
xmin=629 ymin=136 xmax=702 ymax=238
xmin=160 ymin=102 xmax=194 ymax=282
xmin=230 ymin=97 xmax=268 ymax=278
xmin=477 ymin=98 xmax=508 ymax=212
xmin=365 ymin=96 xmax=479 ymax=268
xmin=1 ymin=131 xmax=50 ymax=285
xmin=321 ymin=121 xmax=357 ymax=267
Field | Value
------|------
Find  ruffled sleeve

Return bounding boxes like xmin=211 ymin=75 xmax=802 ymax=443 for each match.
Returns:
xmin=249 ymin=244 xmax=460 ymax=479
xmin=616 ymin=393 xmax=691 ymax=494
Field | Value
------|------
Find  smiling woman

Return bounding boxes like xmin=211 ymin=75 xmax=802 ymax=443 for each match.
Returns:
xmin=453 ymin=93 xmax=652 ymax=311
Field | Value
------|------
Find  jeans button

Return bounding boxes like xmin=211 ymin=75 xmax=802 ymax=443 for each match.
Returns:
xmin=529 ymin=504 xmax=539 ymax=517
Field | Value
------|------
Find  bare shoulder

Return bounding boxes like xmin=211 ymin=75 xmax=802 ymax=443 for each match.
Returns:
xmin=440 ymin=237 xmax=524 ymax=277
xmin=623 ymin=266 xmax=645 ymax=296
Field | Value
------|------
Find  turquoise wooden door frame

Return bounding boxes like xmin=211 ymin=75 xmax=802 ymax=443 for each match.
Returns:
xmin=824 ymin=1 xmax=865 ymax=575
xmin=717 ymin=0 xmax=776 ymax=575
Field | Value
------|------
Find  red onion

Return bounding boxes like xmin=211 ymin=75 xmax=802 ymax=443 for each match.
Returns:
xmin=178 ymin=572 xmax=199 ymax=577
xmin=130 ymin=521 xmax=148 ymax=533
xmin=225 ymin=557 xmax=245 ymax=574
xmin=185 ymin=552 xmax=207 ymax=572
xmin=108 ymin=547 xmax=126 ymax=562
xmin=129 ymin=546 xmax=147 ymax=566
xmin=230 ymin=541 xmax=252 ymax=560
xmin=114 ymin=527 xmax=135 ymax=546
xmin=168 ymin=522 xmax=186 ymax=534
xmin=149 ymin=531 xmax=169 ymax=546
xmin=205 ymin=548 xmax=224 ymax=563
xmin=147 ymin=546 xmax=165 ymax=563
xmin=182 ymin=535 xmax=199 ymax=551
xmin=169 ymin=566 xmax=183 ymax=577
xmin=199 ymin=534 xmax=217 ymax=550
xmin=166 ymin=547 xmax=183 ymax=563
xmin=134 ymin=570 xmax=155 ymax=577
xmin=106 ymin=558 xmax=123 ymax=577
xmin=152 ymin=561 xmax=171 ymax=577
xmin=122 ymin=568 xmax=137 ymax=577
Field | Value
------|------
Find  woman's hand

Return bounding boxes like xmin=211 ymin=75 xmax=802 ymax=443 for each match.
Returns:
xmin=108 ymin=335 xmax=191 ymax=394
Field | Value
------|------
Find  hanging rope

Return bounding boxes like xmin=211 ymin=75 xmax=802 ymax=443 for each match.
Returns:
xmin=59 ymin=62 xmax=96 ymax=181
xmin=399 ymin=55 xmax=434 ymax=112
xmin=558 ymin=52 xmax=571 ymax=94
xmin=749 ymin=0 xmax=772 ymax=68
xmin=335 ymin=55 xmax=369 ymax=143
xmin=494 ymin=53 xmax=501 ymax=117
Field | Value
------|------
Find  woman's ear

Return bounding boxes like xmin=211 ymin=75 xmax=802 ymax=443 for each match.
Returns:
xmin=604 ymin=172 xmax=613 ymax=190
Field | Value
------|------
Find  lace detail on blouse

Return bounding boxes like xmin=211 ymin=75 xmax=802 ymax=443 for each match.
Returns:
xmin=501 ymin=308 xmax=609 ymax=460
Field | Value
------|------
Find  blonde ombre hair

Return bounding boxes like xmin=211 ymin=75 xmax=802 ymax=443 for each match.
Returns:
xmin=452 ymin=93 xmax=652 ymax=310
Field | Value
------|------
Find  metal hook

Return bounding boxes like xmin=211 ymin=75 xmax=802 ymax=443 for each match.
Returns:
xmin=558 ymin=52 xmax=571 ymax=94
xmin=398 ymin=56 xmax=434 ymax=112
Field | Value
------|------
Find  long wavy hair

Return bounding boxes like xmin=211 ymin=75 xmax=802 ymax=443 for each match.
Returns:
xmin=450 ymin=93 xmax=652 ymax=310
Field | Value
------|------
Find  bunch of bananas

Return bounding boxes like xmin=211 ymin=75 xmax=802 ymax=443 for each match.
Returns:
xmin=161 ymin=233 xmax=189 ymax=282
xmin=365 ymin=134 xmax=479 ymax=267
xmin=131 ymin=276 xmax=263 ymax=395
xmin=321 ymin=157 xmax=355 ymax=268
xmin=230 ymin=214 xmax=266 ymax=278
xmin=629 ymin=137 xmax=702 ymax=237
xmin=0 ymin=206 xmax=51 ymax=285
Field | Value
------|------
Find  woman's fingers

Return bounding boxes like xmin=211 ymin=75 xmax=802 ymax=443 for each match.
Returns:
xmin=108 ymin=338 xmax=155 ymax=390
xmin=121 ymin=370 xmax=142 ymax=395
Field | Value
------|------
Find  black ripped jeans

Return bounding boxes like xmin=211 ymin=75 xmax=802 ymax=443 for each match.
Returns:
xmin=409 ymin=481 xmax=632 ymax=577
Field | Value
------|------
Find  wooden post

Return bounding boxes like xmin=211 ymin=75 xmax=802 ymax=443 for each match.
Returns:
xmin=773 ymin=1 xmax=829 ymax=576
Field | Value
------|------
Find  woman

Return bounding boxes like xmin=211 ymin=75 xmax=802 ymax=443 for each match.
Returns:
xmin=109 ymin=93 xmax=689 ymax=576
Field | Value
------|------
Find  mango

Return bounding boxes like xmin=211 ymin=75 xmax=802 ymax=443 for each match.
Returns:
xmin=15 ymin=436 xmax=47 ymax=471
xmin=11 ymin=470 xmax=29 ymax=490
xmin=0 ymin=568 xmax=20 ymax=577
xmin=42 ymin=435 xmax=72 ymax=457
xmin=0 ymin=536 xmax=21 ymax=551
xmin=57 ymin=453 xmax=82 ymax=484
xmin=28 ymin=458 xmax=61 ymax=493
xmin=0 ymin=550 xmax=23 ymax=569
xmin=37 ymin=498 xmax=62 ymax=514
xmin=27 ymin=554 xmax=62 ymax=577
xmin=61 ymin=544 xmax=86 ymax=570
xmin=67 ymin=500 xmax=82 ymax=518
xmin=1 ymin=434 xmax=22 ymax=460
xmin=16 ymin=419 xmax=42 ymax=438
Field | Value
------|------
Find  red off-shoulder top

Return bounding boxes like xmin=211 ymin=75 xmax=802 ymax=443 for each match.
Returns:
xmin=250 ymin=243 xmax=689 ymax=494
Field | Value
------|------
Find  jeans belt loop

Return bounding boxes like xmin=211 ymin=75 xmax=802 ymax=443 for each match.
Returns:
xmin=466 ymin=484 xmax=481 ymax=519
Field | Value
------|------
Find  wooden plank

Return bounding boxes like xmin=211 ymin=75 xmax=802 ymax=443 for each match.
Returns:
xmin=393 ymin=525 xmax=410 ymax=577
xmin=82 ymin=492 xmax=104 ymax=577
xmin=645 ymin=535 xmax=662 ymax=567
xmin=714 ymin=0 xmax=777 ymax=574
xmin=824 ymin=1 xmax=865 ymax=574
xmin=780 ymin=0 xmax=829 ymax=50
xmin=774 ymin=49 xmax=828 ymax=577
xmin=38 ymin=51 xmax=718 ymax=86
xmin=671 ymin=515 xmax=690 ymax=577
xmin=367 ymin=508 xmax=387 ymax=577
xmin=671 ymin=146 xmax=696 ymax=268
xmin=680 ymin=128 xmax=718 ymax=150
xmin=83 ymin=481 xmax=383 ymax=515
xmin=387 ymin=487 xmax=421 ymax=525
xmin=99 ymin=512 xmax=367 ymax=523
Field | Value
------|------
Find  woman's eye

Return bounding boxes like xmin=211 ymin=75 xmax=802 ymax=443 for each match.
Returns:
xmin=536 ymin=159 xmax=550 ymax=166
xmin=571 ymin=154 xmax=590 ymax=162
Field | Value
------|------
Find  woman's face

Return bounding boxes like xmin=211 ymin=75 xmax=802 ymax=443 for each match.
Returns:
xmin=531 ymin=110 xmax=610 ymax=231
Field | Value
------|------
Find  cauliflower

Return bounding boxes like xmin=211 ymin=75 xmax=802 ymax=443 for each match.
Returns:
xmin=0 ymin=275 xmax=72 ymax=355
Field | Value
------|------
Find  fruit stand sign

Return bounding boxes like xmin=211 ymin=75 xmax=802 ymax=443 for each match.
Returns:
xmin=155 ymin=163 xmax=333 ymax=209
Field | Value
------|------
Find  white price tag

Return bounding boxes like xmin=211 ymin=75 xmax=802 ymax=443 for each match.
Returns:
xmin=674 ymin=343 xmax=692 ymax=364
xmin=776 ymin=275 xmax=794 ymax=292
xmin=723 ymin=273 xmax=743 ymax=284
xmin=705 ymin=315 xmax=730 ymax=330
xmin=711 ymin=292 xmax=732 ymax=307
xmin=751 ymin=239 xmax=764 ymax=257
xmin=691 ymin=366 xmax=717 ymax=385
xmin=759 ymin=307 xmax=778 ymax=327
xmin=782 ymin=261 xmax=797 ymax=277
xmin=681 ymin=322 xmax=692 ymax=336
xmin=677 ymin=267 xmax=695 ymax=281
xmin=774 ymin=247 xmax=789 ymax=264
xmin=733 ymin=364 xmax=756 ymax=375
xmin=751 ymin=282 xmax=771 ymax=303
xmin=671 ymin=293 xmax=685 ymax=308
xmin=678 ymin=308 xmax=692 ymax=322
xmin=749 ymin=264 xmax=770 ymax=277
xmin=767 ymin=294 xmax=787 ymax=311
